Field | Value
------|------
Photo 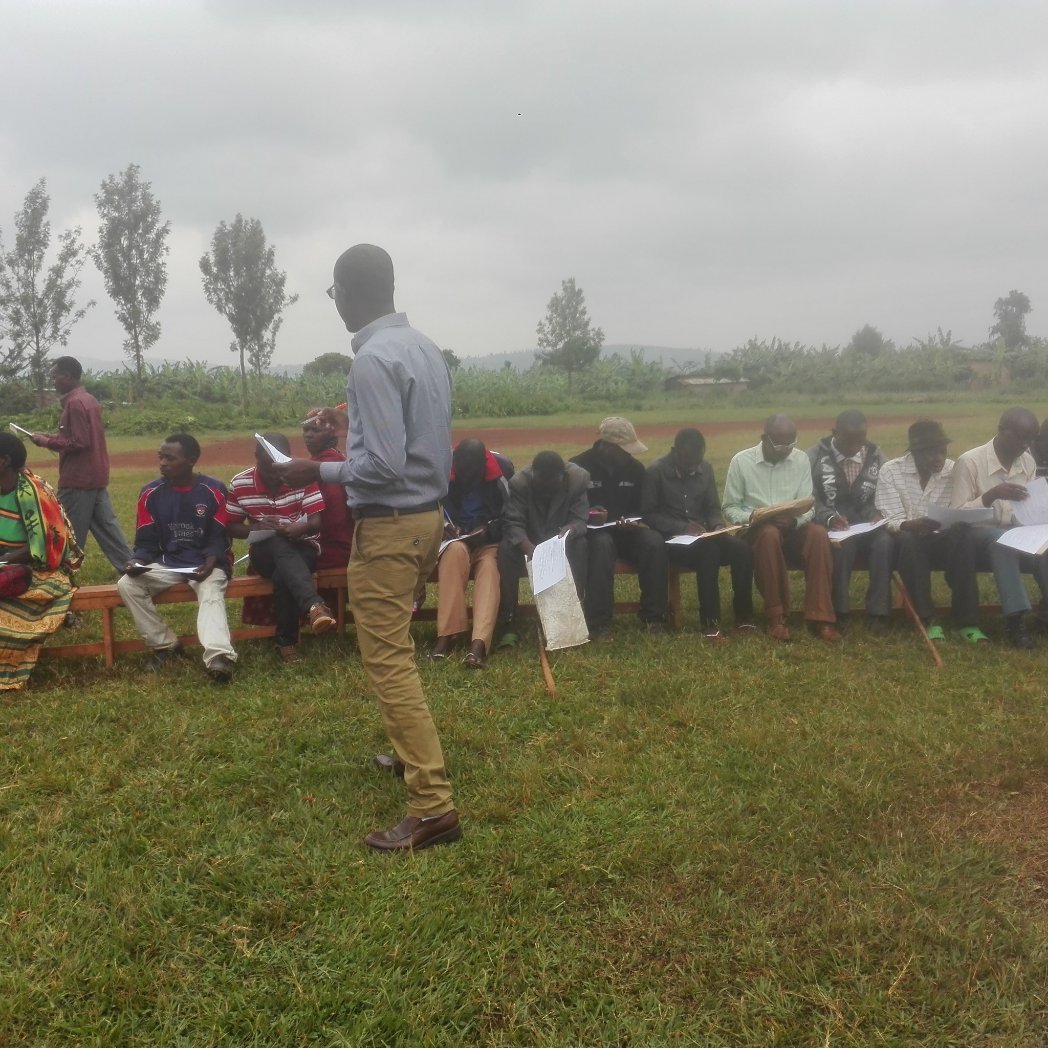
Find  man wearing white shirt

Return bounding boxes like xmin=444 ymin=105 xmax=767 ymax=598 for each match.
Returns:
xmin=950 ymin=407 xmax=1048 ymax=648
xmin=876 ymin=419 xmax=982 ymax=642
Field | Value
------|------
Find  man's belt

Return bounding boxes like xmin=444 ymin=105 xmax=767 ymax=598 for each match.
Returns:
xmin=354 ymin=501 xmax=440 ymax=519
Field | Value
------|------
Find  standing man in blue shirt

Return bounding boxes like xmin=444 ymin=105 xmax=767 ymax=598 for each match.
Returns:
xmin=278 ymin=244 xmax=460 ymax=853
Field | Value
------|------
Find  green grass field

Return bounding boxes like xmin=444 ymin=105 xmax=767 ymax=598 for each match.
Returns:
xmin=3 ymin=401 xmax=1046 ymax=1045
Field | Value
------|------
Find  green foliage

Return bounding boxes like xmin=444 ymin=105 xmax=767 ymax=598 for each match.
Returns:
xmin=0 ymin=178 xmax=94 ymax=394
xmin=847 ymin=323 xmax=893 ymax=357
xmin=989 ymin=289 xmax=1031 ymax=350
xmin=92 ymin=164 xmax=171 ymax=384
xmin=450 ymin=351 xmax=665 ymax=417
xmin=535 ymin=277 xmax=605 ymax=392
xmin=301 ymin=351 xmax=352 ymax=378
xmin=199 ymin=214 xmax=298 ymax=409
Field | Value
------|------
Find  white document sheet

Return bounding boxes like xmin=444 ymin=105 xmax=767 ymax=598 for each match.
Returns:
xmin=828 ymin=519 xmax=888 ymax=544
xmin=666 ymin=534 xmax=701 ymax=546
xmin=531 ymin=534 xmax=568 ymax=595
xmin=1013 ymin=477 xmax=1048 ymax=526
xmin=995 ymin=525 xmax=1048 ymax=556
xmin=128 ymin=562 xmax=200 ymax=575
xmin=926 ymin=504 xmax=994 ymax=526
xmin=254 ymin=432 xmax=291 ymax=464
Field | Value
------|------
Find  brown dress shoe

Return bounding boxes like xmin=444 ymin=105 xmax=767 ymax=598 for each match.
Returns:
xmin=815 ymin=623 xmax=842 ymax=642
xmin=768 ymin=620 xmax=790 ymax=642
xmin=308 ymin=603 xmax=336 ymax=634
xmin=373 ymin=753 xmax=406 ymax=778
xmin=364 ymin=810 xmax=462 ymax=852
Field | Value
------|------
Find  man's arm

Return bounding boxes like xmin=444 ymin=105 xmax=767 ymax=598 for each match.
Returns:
xmin=721 ymin=456 xmax=751 ymax=525
xmin=874 ymin=461 xmax=909 ymax=532
xmin=561 ymin=469 xmax=590 ymax=538
xmin=699 ymin=465 xmax=726 ymax=530
xmin=502 ymin=475 xmax=530 ymax=549
xmin=33 ymin=398 xmax=91 ymax=453
xmin=641 ymin=465 xmax=682 ymax=536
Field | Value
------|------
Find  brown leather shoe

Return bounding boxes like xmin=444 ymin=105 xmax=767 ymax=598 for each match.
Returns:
xmin=364 ymin=810 xmax=462 ymax=852
xmin=373 ymin=753 xmax=406 ymax=778
xmin=768 ymin=620 xmax=790 ymax=642
xmin=308 ymin=603 xmax=336 ymax=634
xmin=815 ymin=623 xmax=842 ymax=642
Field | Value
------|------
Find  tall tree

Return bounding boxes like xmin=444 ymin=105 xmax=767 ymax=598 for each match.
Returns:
xmin=988 ymin=289 xmax=1031 ymax=350
xmin=0 ymin=178 xmax=94 ymax=395
xmin=535 ymin=277 xmax=604 ymax=392
xmin=92 ymin=164 xmax=171 ymax=386
xmin=847 ymin=323 xmax=893 ymax=358
xmin=199 ymin=214 xmax=297 ymax=409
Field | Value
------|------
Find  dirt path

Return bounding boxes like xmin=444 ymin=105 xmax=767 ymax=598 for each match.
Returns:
xmin=102 ymin=413 xmax=965 ymax=470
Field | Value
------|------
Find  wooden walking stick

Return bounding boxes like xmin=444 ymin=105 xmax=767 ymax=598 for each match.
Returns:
xmin=536 ymin=623 xmax=557 ymax=697
xmin=893 ymin=571 xmax=943 ymax=669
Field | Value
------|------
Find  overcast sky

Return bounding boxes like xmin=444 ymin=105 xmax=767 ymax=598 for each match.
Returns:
xmin=2 ymin=0 xmax=1047 ymax=370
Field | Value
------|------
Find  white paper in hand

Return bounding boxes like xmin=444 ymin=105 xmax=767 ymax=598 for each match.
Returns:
xmin=254 ymin=433 xmax=291 ymax=464
xmin=1013 ymin=477 xmax=1048 ymax=526
xmin=531 ymin=534 xmax=568 ymax=594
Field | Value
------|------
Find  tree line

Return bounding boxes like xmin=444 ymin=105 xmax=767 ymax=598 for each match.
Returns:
xmin=0 ymin=167 xmax=295 ymax=408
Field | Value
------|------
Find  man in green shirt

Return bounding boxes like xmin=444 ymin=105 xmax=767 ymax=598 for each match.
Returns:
xmin=722 ymin=414 xmax=838 ymax=643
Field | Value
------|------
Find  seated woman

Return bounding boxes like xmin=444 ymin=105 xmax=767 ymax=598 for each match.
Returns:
xmin=0 ymin=433 xmax=82 ymax=691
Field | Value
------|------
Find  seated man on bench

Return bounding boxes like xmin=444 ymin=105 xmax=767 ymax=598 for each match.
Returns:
xmin=226 ymin=433 xmax=336 ymax=664
xmin=117 ymin=433 xmax=238 ymax=682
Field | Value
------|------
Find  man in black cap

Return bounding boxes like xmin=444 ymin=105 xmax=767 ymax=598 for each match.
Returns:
xmin=875 ymin=419 xmax=983 ymax=641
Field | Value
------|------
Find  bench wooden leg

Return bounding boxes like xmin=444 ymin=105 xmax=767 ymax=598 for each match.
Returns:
xmin=668 ymin=571 xmax=682 ymax=629
xmin=103 ymin=607 xmax=115 ymax=669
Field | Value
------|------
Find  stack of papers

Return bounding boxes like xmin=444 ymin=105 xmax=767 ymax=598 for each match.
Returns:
xmin=828 ymin=519 xmax=888 ymax=544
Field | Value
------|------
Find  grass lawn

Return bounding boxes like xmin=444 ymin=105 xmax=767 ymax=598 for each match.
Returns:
xmin=3 ymin=404 xmax=1046 ymax=1044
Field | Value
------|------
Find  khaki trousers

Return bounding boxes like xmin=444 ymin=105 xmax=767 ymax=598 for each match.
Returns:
xmin=348 ymin=509 xmax=452 ymax=818
xmin=436 ymin=542 xmax=499 ymax=649
xmin=116 ymin=568 xmax=237 ymax=669
xmin=751 ymin=522 xmax=835 ymax=625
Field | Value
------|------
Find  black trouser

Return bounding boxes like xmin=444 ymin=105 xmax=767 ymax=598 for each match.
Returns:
xmin=249 ymin=535 xmax=320 ymax=646
xmin=895 ymin=526 xmax=979 ymax=627
xmin=497 ymin=535 xmax=587 ymax=623
xmin=665 ymin=533 xmax=754 ymax=629
xmin=584 ymin=526 xmax=668 ymax=628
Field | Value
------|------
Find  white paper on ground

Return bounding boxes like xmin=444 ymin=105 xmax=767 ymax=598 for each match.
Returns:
xmin=995 ymin=524 xmax=1048 ymax=556
xmin=254 ymin=432 xmax=291 ymax=464
xmin=926 ymin=504 xmax=994 ymax=526
xmin=828 ymin=519 xmax=888 ymax=543
xmin=531 ymin=534 xmax=568 ymax=594
xmin=1013 ymin=477 xmax=1048 ymax=526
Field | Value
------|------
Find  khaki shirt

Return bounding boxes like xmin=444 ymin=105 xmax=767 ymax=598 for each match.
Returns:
xmin=950 ymin=438 xmax=1035 ymax=525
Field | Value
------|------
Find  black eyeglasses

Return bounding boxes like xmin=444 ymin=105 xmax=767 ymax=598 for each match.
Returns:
xmin=326 ymin=284 xmax=337 ymax=300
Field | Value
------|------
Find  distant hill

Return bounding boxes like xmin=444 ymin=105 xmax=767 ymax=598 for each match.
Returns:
xmin=455 ymin=345 xmax=723 ymax=372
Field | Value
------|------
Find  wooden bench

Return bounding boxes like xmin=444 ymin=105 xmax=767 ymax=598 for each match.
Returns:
xmin=41 ymin=567 xmax=350 ymax=668
xmin=42 ymin=561 xmax=683 ymax=667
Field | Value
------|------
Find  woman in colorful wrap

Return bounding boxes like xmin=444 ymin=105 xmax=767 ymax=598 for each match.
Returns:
xmin=0 ymin=433 xmax=82 ymax=691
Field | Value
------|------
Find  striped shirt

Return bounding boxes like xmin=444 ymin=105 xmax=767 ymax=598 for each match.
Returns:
xmin=875 ymin=453 xmax=954 ymax=532
xmin=722 ymin=444 xmax=815 ymax=527
xmin=226 ymin=467 xmax=325 ymax=552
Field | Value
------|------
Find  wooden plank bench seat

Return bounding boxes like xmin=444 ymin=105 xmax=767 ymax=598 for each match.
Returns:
xmin=42 ymin=568 xmax=351 ymax=668
xmin=42 ymin=560 xmax=684 ymax=667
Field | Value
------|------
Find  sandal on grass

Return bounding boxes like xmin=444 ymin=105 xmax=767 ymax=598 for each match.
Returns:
xmin=958 ymin=626 xmax=988 ymax=643
xmin=496 ymin=631 xmax=518 ymax=650
xmin=925 ymin=625 xmax=946 ymax=641
xmin=463 ymin=641 xmax=486 ymax=669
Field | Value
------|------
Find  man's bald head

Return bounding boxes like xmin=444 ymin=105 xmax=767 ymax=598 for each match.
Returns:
xmin=995 ymin=406 xmax=1039 ymax=463
xmin=331 ymin=244 xmax=396 ymax=333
